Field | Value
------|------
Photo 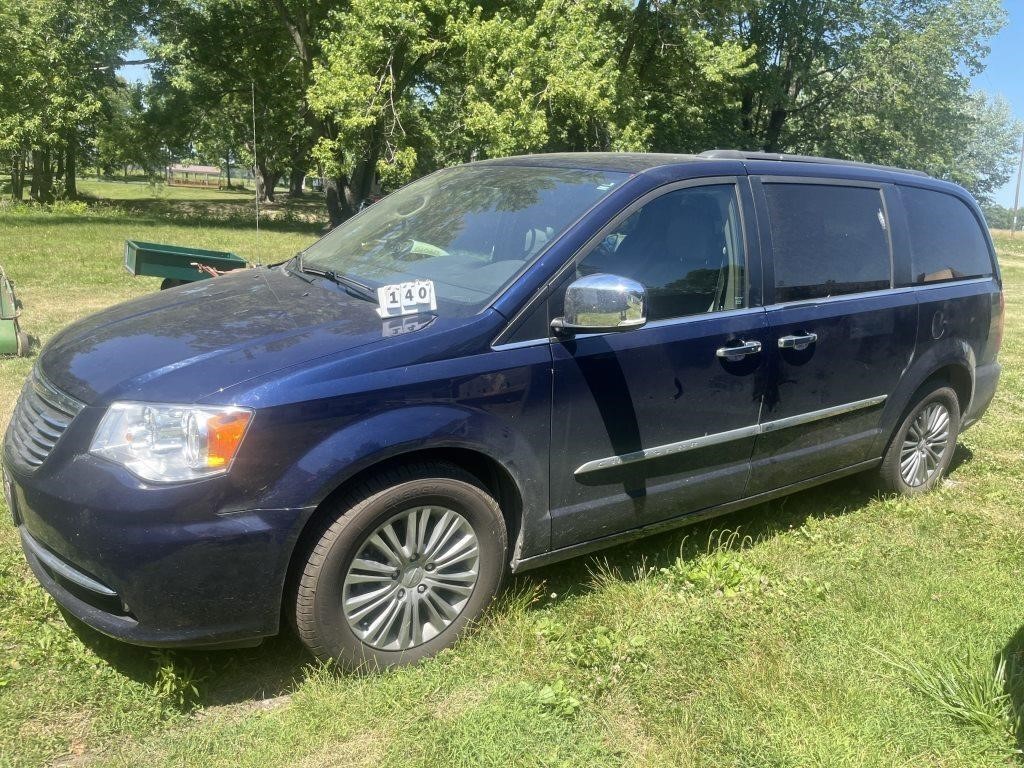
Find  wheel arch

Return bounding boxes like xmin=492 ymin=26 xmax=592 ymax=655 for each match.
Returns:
xmin=282 ymin=446 xmax=526 ymax=616
xmin=872 ymin=341 xmax=975 ymax=458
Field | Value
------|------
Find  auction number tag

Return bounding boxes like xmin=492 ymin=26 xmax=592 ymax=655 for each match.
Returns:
xmin=376 ymin=279 xmax=437 ymax=318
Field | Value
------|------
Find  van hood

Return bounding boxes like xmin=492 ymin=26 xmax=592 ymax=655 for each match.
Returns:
xmin=38 ymin=267 xmax=410 ymax=404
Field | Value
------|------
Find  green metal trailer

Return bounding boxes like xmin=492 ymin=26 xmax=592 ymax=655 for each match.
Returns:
xmin=124 ymin=240 xmax=248 ymax=289
xmin=0 ymin=265 xmax=29 ymax=357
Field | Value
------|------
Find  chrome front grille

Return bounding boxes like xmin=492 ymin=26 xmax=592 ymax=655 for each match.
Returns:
xmin=5 ymin=369 xmax=84 ymax=471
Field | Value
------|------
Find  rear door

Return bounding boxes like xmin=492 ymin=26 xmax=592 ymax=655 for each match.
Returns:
xmin=747 ymin=177 xmax=917 ymax=494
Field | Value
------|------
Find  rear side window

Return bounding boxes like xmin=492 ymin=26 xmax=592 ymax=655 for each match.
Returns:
xmin=900 ymin=187 xmax=993 ymax=284
xmin=764 ymin=183 xmax=891 ymax=302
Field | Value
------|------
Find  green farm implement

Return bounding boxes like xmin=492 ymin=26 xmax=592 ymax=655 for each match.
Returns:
xmin=124 ymin=240 xmax=248 ymax=290
xmin=0 ymin=265 xmax=30 ymax=357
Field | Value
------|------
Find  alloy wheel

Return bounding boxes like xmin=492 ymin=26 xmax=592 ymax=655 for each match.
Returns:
xmin=899 ymin=402 xmax=951 ymax=487
xmin=342 ymin=506 xmax=480 ymax=651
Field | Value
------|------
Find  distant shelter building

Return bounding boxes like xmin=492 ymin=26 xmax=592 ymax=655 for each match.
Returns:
xmin=166 ymin=164 xmax=222 ymax=188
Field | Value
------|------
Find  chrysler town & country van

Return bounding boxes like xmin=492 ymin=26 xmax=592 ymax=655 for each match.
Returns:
xmin=3 ymin=150 xmax=1002 ymax=667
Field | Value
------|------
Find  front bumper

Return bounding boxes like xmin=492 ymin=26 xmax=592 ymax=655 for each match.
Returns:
xmin=5 ymin=455 xmax=309 ymax=648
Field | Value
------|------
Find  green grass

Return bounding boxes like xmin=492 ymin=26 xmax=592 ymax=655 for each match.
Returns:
xmin=2 ymin=188 xmax=1024 ymax=766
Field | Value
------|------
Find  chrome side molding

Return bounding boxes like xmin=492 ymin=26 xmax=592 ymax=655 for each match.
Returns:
xmin=758 ymin=395 xmax=887 ymax=435
xmin=574 ymin=395 xmax=887 ymax=476
xmin=574 ymin=424 xmax=761 ymax=475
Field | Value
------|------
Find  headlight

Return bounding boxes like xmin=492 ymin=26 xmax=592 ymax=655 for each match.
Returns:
xmin=90 ymin=402 xmax=253 ymax=483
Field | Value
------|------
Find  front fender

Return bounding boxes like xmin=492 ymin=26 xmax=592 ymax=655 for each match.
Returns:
xmin=259 ymin=403 xmax=550 ymax=561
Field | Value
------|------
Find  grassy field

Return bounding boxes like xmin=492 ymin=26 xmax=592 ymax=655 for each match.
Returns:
xmin=2 ymin=183 xmax=1024 ymax=766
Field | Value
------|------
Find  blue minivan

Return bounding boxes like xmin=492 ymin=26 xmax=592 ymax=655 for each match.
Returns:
xmin=3 ymin=151 xmax=1003 ymax=668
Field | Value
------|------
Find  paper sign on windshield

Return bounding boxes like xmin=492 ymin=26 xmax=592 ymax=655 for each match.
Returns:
xmin=376 ymin=279 xmax=437 ymax=319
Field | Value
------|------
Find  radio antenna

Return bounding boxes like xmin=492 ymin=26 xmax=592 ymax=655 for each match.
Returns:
xmin=251 ymin=80 xmax=262 ymax=265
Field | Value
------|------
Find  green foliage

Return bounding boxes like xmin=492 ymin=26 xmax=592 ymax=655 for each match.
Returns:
xmin=880 ymin=649 xmax=1022 ymax=742
xmin=150 ymin=652 xmax=203 ymax=711
xmin=983 ymin=203 xmax=1020 ymax=231
xmin=2 ymin=0 xmax=1020 ymax=210
xmin=0 ymin=0 xmax=143 ymax=201
xmin=308 ymin=0 xmax=459 ymax=186
xmin=535 ymin=678 xmax=581 ymax=717
xmin=149 ymin=0 xmax=313 ymax=199
xmin=950 ymin=95 xmax=1024 ymax=203
xmin=535 ymin=616 xmax=650 ymax=697
xmin=796 ymin=0 xmax=1020 ymax=201
xmin=309 ymin=0 xmax=756 ymax=183
xmin=660 ymin=530 xmax=768 ymax=598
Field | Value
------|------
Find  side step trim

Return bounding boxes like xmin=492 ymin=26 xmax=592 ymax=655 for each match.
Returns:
xmin=514 ymin=458 xmax=882 ymax=573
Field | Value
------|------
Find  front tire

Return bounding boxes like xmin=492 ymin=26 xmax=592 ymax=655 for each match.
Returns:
xmin=878 ymin=386 xmax=960 ymax=495
xmin=294 ymin=463 xmax=507 ymax=669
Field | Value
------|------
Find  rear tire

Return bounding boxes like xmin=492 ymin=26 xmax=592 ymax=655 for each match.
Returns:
xmin=294 ymin=463 xmax=507 ymax=669
xmin=878 ymin=386 xmax=960 ymax=495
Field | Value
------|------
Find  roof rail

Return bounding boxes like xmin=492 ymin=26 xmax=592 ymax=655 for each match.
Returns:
xmin=698 ymin=149 xmax=930 ymax=178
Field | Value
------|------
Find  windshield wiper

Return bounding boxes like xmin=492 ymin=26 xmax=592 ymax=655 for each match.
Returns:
xmin=297 ymin=257 xmax=376 ymax=303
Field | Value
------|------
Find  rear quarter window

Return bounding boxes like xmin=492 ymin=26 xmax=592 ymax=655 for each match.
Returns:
xmin=900 ymin=186 xmax=993 ymax=284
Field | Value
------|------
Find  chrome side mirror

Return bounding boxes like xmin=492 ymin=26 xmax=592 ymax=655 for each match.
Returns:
xmin=551 ymin=273 xmax=648 ymax=335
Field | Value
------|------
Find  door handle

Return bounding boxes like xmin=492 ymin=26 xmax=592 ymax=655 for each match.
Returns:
xmin=777 ymin=332 xmax=818 ymax=351
xmin=716 ymin=340 xmax=762 ymax=361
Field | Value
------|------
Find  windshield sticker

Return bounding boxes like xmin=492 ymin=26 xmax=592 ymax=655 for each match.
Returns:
xmin=406 ymin=240 xmax=449 ymax=258
xmin=377 ymin=279 xmax=438 ymax=318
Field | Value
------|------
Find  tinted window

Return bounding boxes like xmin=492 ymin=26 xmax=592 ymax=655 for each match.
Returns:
xmin=765 ymin=184 xmax=891 ymax=302
xmin=901 ymin=186 xmax=993 ymax=284
xmin=301 ymin=165 xmax=628 ymax=315
xmin=578 ymin=185 xmax=746 ymax=321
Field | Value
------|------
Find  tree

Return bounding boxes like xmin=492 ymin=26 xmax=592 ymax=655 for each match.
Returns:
xmin=0 ymin=0 xmax=143 ymax=201
xmin=149 ymin=0 xmax=311 ymax=202
xmin=981 ymin=204 xmax=1015 ymax=230
xmin=946 ymin=94 xmax=1023 ymax=203
xmin=734 ymin=0 xmax=869 ymax=152
xmin=731 ymin=0 xmax=1007 ymax=160
xmin=307 ymin=0 xmax=465 ymax=218
xmin=94 ymin=82 xmax=170 ymax=179
xmin=309 ymin=0 xmax=754 ymax=200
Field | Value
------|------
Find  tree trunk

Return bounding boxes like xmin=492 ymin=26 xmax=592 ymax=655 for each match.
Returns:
xmin=288 ymin=167 xmax=305 ymax=197
xmin=346 ymin=160 xmax=374 ymax=211
xmin=618 ymin=0 xmax=649 ymax=71
xmin=324 ymin=175 xmax=354 ymax=228
xmin=30 ymin=148 xmax=55 ymax=203
xmin=739 ymin=90 xmax=755 ymax=144
xmin=30 ymin=150 xmax=41 ymax=201
xmin=11 ymin=154 xmax=24 ymax=201
xmin=225 ymin=154 xmax=232 ymax=188
xmin=63 ymin=135 xmax=77 ymax=200
xmin=255 ymin=162 xmax=280 ymax=202
xmin=762 ymin=107 xmax=788 ymax=153
xmin=345 ymin=123 xmax=383 ymax=212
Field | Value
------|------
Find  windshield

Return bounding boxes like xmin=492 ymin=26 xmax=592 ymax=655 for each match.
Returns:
xmin=299 ymin=164 xmax=629 ymax=315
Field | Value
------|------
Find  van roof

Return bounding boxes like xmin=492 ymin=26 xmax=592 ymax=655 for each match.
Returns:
xmin=697 ymin=149 xmax=930 ymax=177
xmin=478 ymin=150 xmax=931 ymax=179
